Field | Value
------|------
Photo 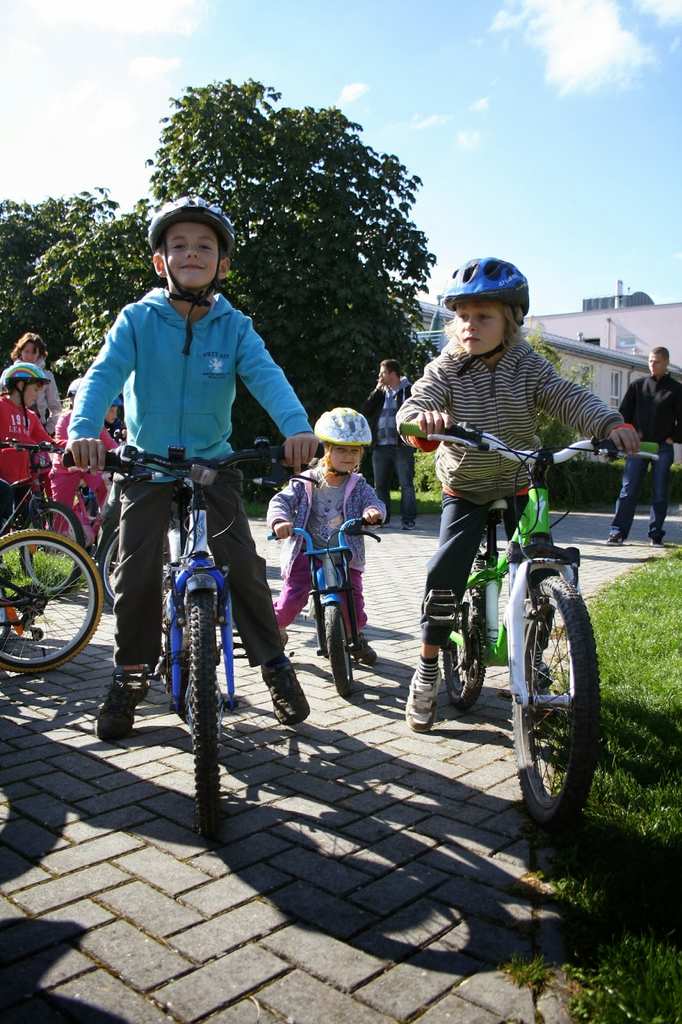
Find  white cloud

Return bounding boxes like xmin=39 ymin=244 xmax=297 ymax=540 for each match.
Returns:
xmin=129 ymin=57 xmax=182 ymax=80
xmin=469 ymin=97 xmax=489 ymax=112
xmin=636 ymin=0 xmax=682 ymax=23
xmin=412 ymin=113 xmax=451 ymax=130
xmin=456 ymin=130 xmax=481 ymax=150
xmin=673 ymin=251 xmax=682 ymax=260
xmin=337 ymin=82 xmax=369 ymax=104
xmin=27 ymin=0 xmax=205 ymax=35
xmin=491 ymin=0 xmax=654 ymax=94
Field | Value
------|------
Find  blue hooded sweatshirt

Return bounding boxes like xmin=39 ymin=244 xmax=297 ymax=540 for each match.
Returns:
xmin=69 ymin=289 xmax=312 ymax=461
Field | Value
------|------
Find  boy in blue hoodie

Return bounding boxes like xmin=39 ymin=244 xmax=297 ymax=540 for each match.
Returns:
xmin=67 ymin=197 xmax=318 ymax=740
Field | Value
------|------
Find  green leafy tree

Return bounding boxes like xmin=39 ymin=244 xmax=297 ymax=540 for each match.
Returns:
xmin=31 ymin=190 xmax=155 ymax=374
xmin=525 ymin=323 xmax=587 ymax=448
xmin=148 ymin=79 xmax=436 ymax=441
xmin=0 ymin=198 xmax=78 ymax=377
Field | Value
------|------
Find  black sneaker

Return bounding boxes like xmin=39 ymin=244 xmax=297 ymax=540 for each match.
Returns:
xmin=650 ymin=536 xmax=664 ymax=547
xmin=606 ymin=532 xmax=624 ymax=545
xmin=97 ymin=669 xmax=149 ymax=741
xmin=402 ymin=520 xmax=416 ymax=531
xmin=353 ymin=632 xmax=378 ymax=666
xmin=261 ymin=659 xmax=310 ymax=725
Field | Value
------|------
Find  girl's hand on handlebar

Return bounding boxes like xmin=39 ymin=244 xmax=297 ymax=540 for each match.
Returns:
xmin=608 ymin=424 xmax=640 ymax=455
xmin=415 ymin=410 xmax=452 ymax=436
xmin=363 ymin=508 xmax=383 ymax=525
xmin=66 ymin=438 xmax=107 ymax=471
xmin=273 ymin=521 xmax=293 ymax=539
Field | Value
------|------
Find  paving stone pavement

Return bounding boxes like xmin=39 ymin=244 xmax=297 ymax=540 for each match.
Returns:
xmin=0 ymin=505 xmax=678 ymax=1023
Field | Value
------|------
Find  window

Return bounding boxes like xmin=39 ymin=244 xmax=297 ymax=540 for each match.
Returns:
xmin=610 ymin=371 xmax=622 ymax=408
xmin=584 ymin=337 xmax=601 ymax=346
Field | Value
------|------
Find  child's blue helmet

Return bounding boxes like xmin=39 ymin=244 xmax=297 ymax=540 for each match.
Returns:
xmin=443 ymin=257 xmax=529 ymax=324
xmin=148 ymin=197 xmax=235 ymax=256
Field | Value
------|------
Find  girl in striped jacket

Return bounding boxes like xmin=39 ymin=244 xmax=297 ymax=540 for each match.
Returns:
xmin=396 ymin=257 xmax=640 ymax=732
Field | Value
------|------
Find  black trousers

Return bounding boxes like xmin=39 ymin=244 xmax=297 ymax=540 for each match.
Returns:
xmin=421 ymin=493 xmax=522 ymax=646
xmin=114 ymin=471 xmax=282 ymax=668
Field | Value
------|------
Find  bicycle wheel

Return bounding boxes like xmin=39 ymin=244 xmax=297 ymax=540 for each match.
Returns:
xmin=0 ymin=529 xmax=103 ymax=673
xmin=442 ymin=580 xmax=486 ymax=710
xmin=325 ymin=603 xmax=353 ymax=697
xmin=30 ymin=498 xmax=86 ymax=548
xmin=185 ymin=588 xmax=221 ymax=837
xmin=514 ymin=574 xmax=600 ymax=830
xmin=96 ymin=523 xmax=119 ymax=608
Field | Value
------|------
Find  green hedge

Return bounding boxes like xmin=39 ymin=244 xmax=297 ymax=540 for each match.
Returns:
xmin=413 ymin=449 xmax=682 ymax=510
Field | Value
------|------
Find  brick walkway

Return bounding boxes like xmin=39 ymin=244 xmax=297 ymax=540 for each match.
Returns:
xmin=0 ymin=506 xmax=678 ymax=1023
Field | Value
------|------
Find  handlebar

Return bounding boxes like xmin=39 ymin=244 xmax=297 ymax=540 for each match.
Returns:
xmin=0 ymin=438 xmax=62 ymax=454
xmin=268 ymin=517 xmax=382 ymax=550
xmin=399 ymin=422 xmax=659 ymax=464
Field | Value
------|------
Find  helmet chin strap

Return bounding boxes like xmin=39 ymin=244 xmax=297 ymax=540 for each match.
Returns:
xmin=163 ymin=244 xmax=221 ymax=356
xmin=456 ymin=339 xmax=506 ymax=377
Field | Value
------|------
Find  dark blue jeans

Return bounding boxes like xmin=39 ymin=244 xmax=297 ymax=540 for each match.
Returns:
xmin=421 ymin=493 xmax=521 ymax=646
xmin=611 ymin=442 xmax=675 ymax=541
xmin=372 ymin=444 xmax=417 ymax=525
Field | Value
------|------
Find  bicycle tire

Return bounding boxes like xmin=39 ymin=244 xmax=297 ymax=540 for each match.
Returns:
xmin=0 ymin=529 xmax=103 ymax=673
xmin=442 ymin=570 xmax=486 ymax=710
xmin=186 ymin=588 xmax=221 ymax=837
xmin=514 ymin=574 xmax=600 ymax=831
xmin=30 ymin=499 xmax=86 ymax=548
xmin=325 ymin=603 xmax=353 ymax=697
xmin=96 ymin=523 xmax=119 ymax=608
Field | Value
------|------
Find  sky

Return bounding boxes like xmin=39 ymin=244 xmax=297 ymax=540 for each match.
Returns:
xmin=1 ymin=0 xmax=681 ymax=316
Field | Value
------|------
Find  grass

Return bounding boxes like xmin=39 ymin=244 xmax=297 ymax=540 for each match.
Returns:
xmin=502 ymin=953 xmax=552 ymax=996
xmin=549 ymin=548 xmax=682 ymax=1024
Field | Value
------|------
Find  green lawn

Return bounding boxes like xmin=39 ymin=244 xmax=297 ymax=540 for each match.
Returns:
xmin=550 ymin=549 xmax=682 ymax=1023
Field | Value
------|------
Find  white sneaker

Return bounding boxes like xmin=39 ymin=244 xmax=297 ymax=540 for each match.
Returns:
xmin=405 ymin=669 xmax=441 ymax=732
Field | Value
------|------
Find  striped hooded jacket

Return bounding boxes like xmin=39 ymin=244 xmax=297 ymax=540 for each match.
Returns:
xmin=396 ymin=339 xmax=623 ymax=504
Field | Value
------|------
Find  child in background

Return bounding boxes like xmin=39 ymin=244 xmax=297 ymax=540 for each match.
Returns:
xmin=0 ymin=362 xmax=56 ymax=526
xmin=50 ymin=379 xmax=118 ymax=546
xmin=267 ymin=408 xmax=385 ymax=664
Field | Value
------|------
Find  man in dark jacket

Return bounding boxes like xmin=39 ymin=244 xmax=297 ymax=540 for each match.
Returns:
xmin=608 ymin=346 xmax=682 ymax=546
xmin=362 ymin=359 xmax=417 ymax=529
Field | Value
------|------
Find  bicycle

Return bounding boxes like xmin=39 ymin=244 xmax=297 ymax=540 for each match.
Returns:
xmin=0 ymin=528 xmax=104 ymax=673
xmin=0 ymin=440 xmax=85 ymax=545
xmin=269 ymin=518 xmax=381 ymax=698
xmin=74 ymin=439 xmax=297 ymax=837
xmin=400 ymin=421 xmax=658 ymax=830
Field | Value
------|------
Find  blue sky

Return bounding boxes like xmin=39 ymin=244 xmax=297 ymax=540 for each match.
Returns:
xmin=1 ymin=0 xmax=681 ymax=315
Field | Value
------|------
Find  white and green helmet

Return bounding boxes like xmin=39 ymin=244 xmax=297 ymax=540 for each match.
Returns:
xmin=314 ymin=407 xmax=372 ymax=447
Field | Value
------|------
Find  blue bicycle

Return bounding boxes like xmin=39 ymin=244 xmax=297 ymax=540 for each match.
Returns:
xmin=271 ymin=518 xmax=380 ymax=697
xmin=91 ymin=439 xmax=289 ymax=837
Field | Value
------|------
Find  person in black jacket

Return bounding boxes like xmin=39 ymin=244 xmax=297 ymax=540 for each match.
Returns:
xmin=362 ymin=359 xmax=417 ymax=529
xmin=608 ymin=346 xmax=682 ymax=546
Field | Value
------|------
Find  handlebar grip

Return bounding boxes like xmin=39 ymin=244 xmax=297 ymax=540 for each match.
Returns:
xmin=399 ymin=422 xmax=426 ymax=438
xmin=639 ymin=441 xmax=659 ymax=455
xmin=62 ymin=450 xmax=75 ymax=468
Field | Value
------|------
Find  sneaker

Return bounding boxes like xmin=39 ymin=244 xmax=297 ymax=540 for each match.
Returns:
xmin=97 ymin=669 xmax=149 ymax=741
xmin=650 ymin=537 xmax=664 ymax=547
xmin=402 ymin=520 xmax=416 ymax=531
xmin=606 ymin=532 xmax=624 ymax=545
xmin=405 ymin=668 xmax=441 ymax=733
xmin=353 ymin=632 xmax=377 ymax=666
xmin=262 ymin=659 xmax=310 ymax=725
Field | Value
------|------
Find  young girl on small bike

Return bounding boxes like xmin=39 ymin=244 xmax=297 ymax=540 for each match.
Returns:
xmin=397 ymin=257 xmax=640 ymax=732
xmin=267 ymin=408 xmax=385 ymax=665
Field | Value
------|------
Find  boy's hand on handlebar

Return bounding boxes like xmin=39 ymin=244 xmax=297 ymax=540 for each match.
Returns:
xmin=66 ymin=438 xmax=107 ymax=471
xmin=283 ymin=432 xmax=319 ymax=475
xmin=273 ymin=521 xmax=293 ymax=539
xmin=416 ymin=410 xmax=452 ymax=436
xmin=363 ymin=508 xmax=383 ymax=525
xmin=608 ymin=424 xmax=640 ymax=455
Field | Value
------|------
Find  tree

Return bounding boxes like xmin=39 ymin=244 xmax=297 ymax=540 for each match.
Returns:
xmin=31 ymin=191 xmax=155 ymax=374
xmin=0 ymin=198 xmax=78 ymax=377
xmin=148 ymin=79 xmax=436 ymax=441
xmin=525 ymin=323 xmax=590 ymax=448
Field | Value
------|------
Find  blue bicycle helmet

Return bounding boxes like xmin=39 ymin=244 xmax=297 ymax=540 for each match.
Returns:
xmin=443 ymin=257 xmax=529 ymax=324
